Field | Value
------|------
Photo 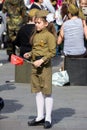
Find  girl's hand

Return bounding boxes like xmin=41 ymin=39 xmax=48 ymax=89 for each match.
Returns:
xmin=23 ymin=53 xmax=30 ymax=59
xmin=33 ymin=59 xmax=44 ymax=68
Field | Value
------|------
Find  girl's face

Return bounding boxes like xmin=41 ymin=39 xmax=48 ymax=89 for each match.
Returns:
xmin=35 ymin=18 xmax=48 ymax=31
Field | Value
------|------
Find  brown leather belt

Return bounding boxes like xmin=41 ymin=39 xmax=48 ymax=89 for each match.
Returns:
xmin=32 ymin=56 xmax=43 ymax=61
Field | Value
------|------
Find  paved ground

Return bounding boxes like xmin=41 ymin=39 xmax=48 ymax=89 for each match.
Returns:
xmin=0 ymin=50 xmax=87 ymax=130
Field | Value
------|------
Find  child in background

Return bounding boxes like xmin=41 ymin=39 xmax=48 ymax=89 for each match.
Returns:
xmin=14 ymin=9 xmax=38 ymax=57
xmin=24 ymin=10 xmax=56 ymax=129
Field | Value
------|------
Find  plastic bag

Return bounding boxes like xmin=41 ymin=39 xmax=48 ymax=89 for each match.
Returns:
xmin=52 ymin=70 xmax=69 ymax=86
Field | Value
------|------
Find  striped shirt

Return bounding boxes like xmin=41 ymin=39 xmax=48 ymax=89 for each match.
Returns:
xmin=63 ymin=18 xmax=86 ymax=55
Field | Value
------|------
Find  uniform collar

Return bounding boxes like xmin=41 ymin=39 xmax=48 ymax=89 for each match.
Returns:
xmin=37 ymin=28 xmax=47 ymax=33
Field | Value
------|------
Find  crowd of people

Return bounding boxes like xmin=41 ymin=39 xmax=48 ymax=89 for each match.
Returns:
xmin=0 ymin=0 xmax=87 ymax=129
xmin=0 ymin=0 xmax=86 ymax=58
xmin=0 ymin=0 xmax=87 ymax=59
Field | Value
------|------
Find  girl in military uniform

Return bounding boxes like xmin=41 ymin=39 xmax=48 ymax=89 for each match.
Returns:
xmin=24 ymin=10 xmax=56 ymax=129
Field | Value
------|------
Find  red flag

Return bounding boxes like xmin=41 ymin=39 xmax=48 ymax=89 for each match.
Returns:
xmin=11 ymin=54 xmax=24 ymax=65
xmin=30 ymin=0 xmax=34 ymax=3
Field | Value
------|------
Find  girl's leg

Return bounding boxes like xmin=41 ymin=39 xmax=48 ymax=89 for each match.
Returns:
xmin=45 ymin=95 xmax=53 ymax=123
xmin=28 ymin=92 xmax=45 ymax=126
xmin=35 ymin=92 xmax=45 ymax=121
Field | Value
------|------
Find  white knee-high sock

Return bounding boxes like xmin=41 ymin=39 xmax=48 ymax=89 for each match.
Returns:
xmin=45 ymin=96 xmax=53 ymax=123
xmin=35 ymin=92 xmax=44 ymax=121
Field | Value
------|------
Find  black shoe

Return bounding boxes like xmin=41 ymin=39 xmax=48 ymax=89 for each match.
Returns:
xmin=28 ymin=118 xmax=45 ymax=126
xmin=44 ymin=121 xmax=52 ymax=129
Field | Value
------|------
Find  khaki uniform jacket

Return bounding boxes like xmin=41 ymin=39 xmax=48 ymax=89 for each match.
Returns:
xmin=29 ymin=28 xmax=56 ymax=63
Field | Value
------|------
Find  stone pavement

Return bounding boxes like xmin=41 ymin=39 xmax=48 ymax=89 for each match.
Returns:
xmin=0 ymin=50 xmax=87 ymax=130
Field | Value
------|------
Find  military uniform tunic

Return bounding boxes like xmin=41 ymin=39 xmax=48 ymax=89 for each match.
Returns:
xmin=3 ymin=0 xmax=27 ymax=41
xmin=2 ymin=0 xmax=27 ymax=56
xmin=29 ymin=28 xmax=56 ymax=95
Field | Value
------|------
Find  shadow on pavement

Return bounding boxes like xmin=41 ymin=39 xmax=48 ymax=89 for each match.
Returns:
xmin=52 ymin=108 xmax=75 ymax=125
xmin=0 ymin=115 xmax=8 ymax=120
xmin=1 ymin=99 xmax=23 ymax=114
xmin=0 ymin=84 xmax=16 ymax=92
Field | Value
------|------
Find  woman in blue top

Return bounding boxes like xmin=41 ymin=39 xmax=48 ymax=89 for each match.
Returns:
xmin=57 ymin=4 xmax=87 ymax=57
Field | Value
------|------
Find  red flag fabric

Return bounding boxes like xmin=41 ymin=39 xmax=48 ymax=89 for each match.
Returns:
xmin=30 ymin=0 xmax=34 ymax=3
xmin=11 ymin=54 xmax=24 ymax=65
